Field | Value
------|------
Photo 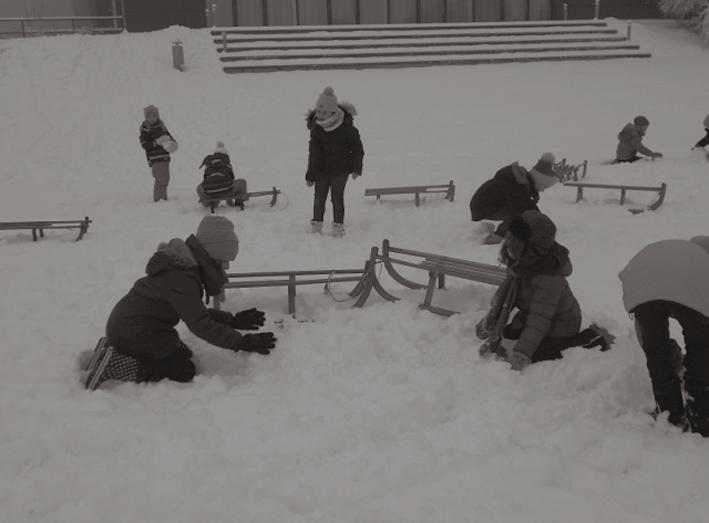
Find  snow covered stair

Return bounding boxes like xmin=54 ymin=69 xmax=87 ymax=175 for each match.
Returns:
xmin=212 ymin=20 xmax=651 ymax=73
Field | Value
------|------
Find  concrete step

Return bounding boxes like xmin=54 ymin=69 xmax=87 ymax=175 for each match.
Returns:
xmin=210 ymin=20 xmax=609 ymax=36
xmin=214 ymin=27 xmax=618 ymax=44
xmin=219 ymin=35 xmax=629 ymax=52
xmin=220 ymin=43 xmax=642 ymax=62
xmin=221 ymin=48 xmax=651 ymax=73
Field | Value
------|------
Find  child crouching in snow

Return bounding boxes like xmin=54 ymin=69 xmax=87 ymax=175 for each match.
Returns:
xmin=196 ymin=141 xmax=248 ymax=209
xmin=305 ymin=86 xmax=364 ymax=237
xmin=139 ymin=105 xmax=178 ymax=202
xmin=477 ymin=210 xmax=611 ymax=370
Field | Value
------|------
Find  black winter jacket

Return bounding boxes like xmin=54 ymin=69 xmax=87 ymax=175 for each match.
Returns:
xmin=106 ymin=236 xmax=241 ymax=359
xmin=469 ymin=163 xmax=539 ymax=220
xmin=139 ymin=119 xmax=174 ymax=166
xmin=305 ymin=107 xmax=364 ymax=182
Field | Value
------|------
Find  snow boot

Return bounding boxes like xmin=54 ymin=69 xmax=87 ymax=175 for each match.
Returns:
xmin=310 ymin=220 xmax=323 ymax=234
xmin=84 ymin=346 xmax=143 ymax=391
xmin=79 ymin=337 xmax=109 ymax=371
xmin=686 ymin=379 xmax=709 ymax=437
xmin=332 ymin=222 xmax=345 ymax=238
xmin=577 ymin=323 xmax=615 ymax=352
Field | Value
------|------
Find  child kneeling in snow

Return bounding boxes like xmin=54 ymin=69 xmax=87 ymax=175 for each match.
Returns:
xmin=196 ymin=142 xmax=249 ymax=209
xmin=82 ymin=216 xmax=276 ymax=390
xmin=477 ymin=210 xmax=611 ymax=370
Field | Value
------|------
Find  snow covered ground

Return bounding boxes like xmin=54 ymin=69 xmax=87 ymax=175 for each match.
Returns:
xmin=1 ymin=18 xmax=709 ymax=523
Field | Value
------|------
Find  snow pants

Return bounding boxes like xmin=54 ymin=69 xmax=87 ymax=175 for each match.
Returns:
xmin=312 ymin=174 xmax=348 ymax=224
xmin=151 ymin=160 xmax=170 ymax=201
xmin=633 ymin=300 xmax=709 ymax=434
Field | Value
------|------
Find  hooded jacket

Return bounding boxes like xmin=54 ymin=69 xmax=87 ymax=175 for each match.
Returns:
xmin=305 ymin=104 xmax=364 ymax=182
xmin=507 ymin=242 xmax=582 ymax=358
xmin=469 ymin=163 xmax=540 ymax=221
xmin=106 ymin=236 xmax=241 ymax=359
xmin=616 ymin=123 xmax=654 ymax=161
xmin=619 ymin=238 xmax=709 ymax=317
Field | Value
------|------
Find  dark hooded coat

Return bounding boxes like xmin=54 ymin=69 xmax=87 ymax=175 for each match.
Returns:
xmin=305 ymin=105 xmax=364 ymax=182
xmin=469 ymin=163 xmax=540 ymax=221
xmin=106 ymin=236 xmax=241 ymax=359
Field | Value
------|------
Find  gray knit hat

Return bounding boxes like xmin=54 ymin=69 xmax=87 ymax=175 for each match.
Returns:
xmin=143 ymin=105 xmax=159 ymax=118
xmin=196 ymin=216 xmax=239 ymax=261
xmin=509 ymin=210 xmax=557 ymax=251
xmin=315 ymin=86 xmax=338 ymax=113
xmin=530 ymin=152 xmax=556 ymax=177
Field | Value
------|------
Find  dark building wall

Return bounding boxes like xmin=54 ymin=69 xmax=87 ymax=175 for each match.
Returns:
xmin=551 ymin=0 xmax=662 ymax=20
xmin=124 ymin=0 xmax=207 ymax=32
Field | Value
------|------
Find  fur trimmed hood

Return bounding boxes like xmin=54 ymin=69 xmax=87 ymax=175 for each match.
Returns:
xmin=305 ymin=102 xmax=357 ymax=130
xmin=146 ymin=238 xmax=197 ymax=275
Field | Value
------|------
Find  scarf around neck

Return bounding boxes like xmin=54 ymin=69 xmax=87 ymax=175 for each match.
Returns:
xmin=316 ymin=108 xmax=345 ymax=132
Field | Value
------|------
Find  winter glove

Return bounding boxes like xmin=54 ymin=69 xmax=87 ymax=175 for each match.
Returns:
xmin=351 ymin=173 xmax=360 ymax=180
xmin=229 ymin=308 xmax=265 ymax=330
xmin=652 ymin=152 xmax=663 ymax=158
xmin=238 ymin=332 xmax=277 ymax=355
xmin=306 ymin=180 xmax=314 ymax=187
xmin=502 ymin=323 xmax=523 ymax=341
xmin=509 ymin=351 xmax=531 ymax=371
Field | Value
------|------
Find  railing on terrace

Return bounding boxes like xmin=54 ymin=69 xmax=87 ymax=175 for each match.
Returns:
xmin=0 ymin=16 xmax=124 ymax=38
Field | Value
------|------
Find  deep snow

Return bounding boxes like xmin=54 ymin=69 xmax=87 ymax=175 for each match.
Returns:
xmin=1 ymin=18 xmax=709 ymax=523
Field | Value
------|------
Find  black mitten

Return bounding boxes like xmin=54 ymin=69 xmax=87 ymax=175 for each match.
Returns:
xmin=229 ymin=308 xmax=265 ymax=330
xmin=502 ymin=323 xmax=522 ymax=340
xmin=238 ymin=332 xmax=276 ymax=355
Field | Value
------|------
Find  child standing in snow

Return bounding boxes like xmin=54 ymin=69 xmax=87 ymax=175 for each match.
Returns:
xmin=139 ymin=105 xmax=177 ymax=202
xmin=305 ymin=86 xmax=364 ymax=237
xmin=614 ymin=115 xmax=662 ymax=163
xmin=476 ymin=210 xmax=611 ymax=370
xmin=691 ymin=113 xmax=709 ymax=151
xmin=619 ymin=236 xmax=709 ymax=436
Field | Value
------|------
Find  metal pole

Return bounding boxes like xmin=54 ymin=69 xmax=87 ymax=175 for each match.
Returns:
xmin=563 ymin=3 xmax=568 ymax=21
xmin=594 ymin=0 xmax=600 ymax=20
xmin=212 ymin=3 xmax=217 ymax=27
xmin=627 ymin=20 xmax=632 ymax=40
xmin=111 ymin=0 xmax=117 ymax=28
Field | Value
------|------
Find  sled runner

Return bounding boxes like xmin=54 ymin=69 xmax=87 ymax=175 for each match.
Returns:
xmin=202 ymin=186 xmax=281 ymax=213
xmin=554 ymin=159 xmax=588 ymax=182
xmin=0 ymin=217 xmax=91 ymax=242
xmin=563 ymin=181 xmax=667 ymax=213
xmin=366 ymin=239 xmax=506 ymax=316
xmin=364 ymin=180 xmax=455 ymax=206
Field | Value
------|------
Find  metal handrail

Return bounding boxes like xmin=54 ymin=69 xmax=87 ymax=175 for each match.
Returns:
xmin=0 ymin=16 xmax=124 ymax=38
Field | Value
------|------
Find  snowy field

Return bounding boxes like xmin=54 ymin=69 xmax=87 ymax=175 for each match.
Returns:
xmin=1 ymin=18 xmax=709 ymax=523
